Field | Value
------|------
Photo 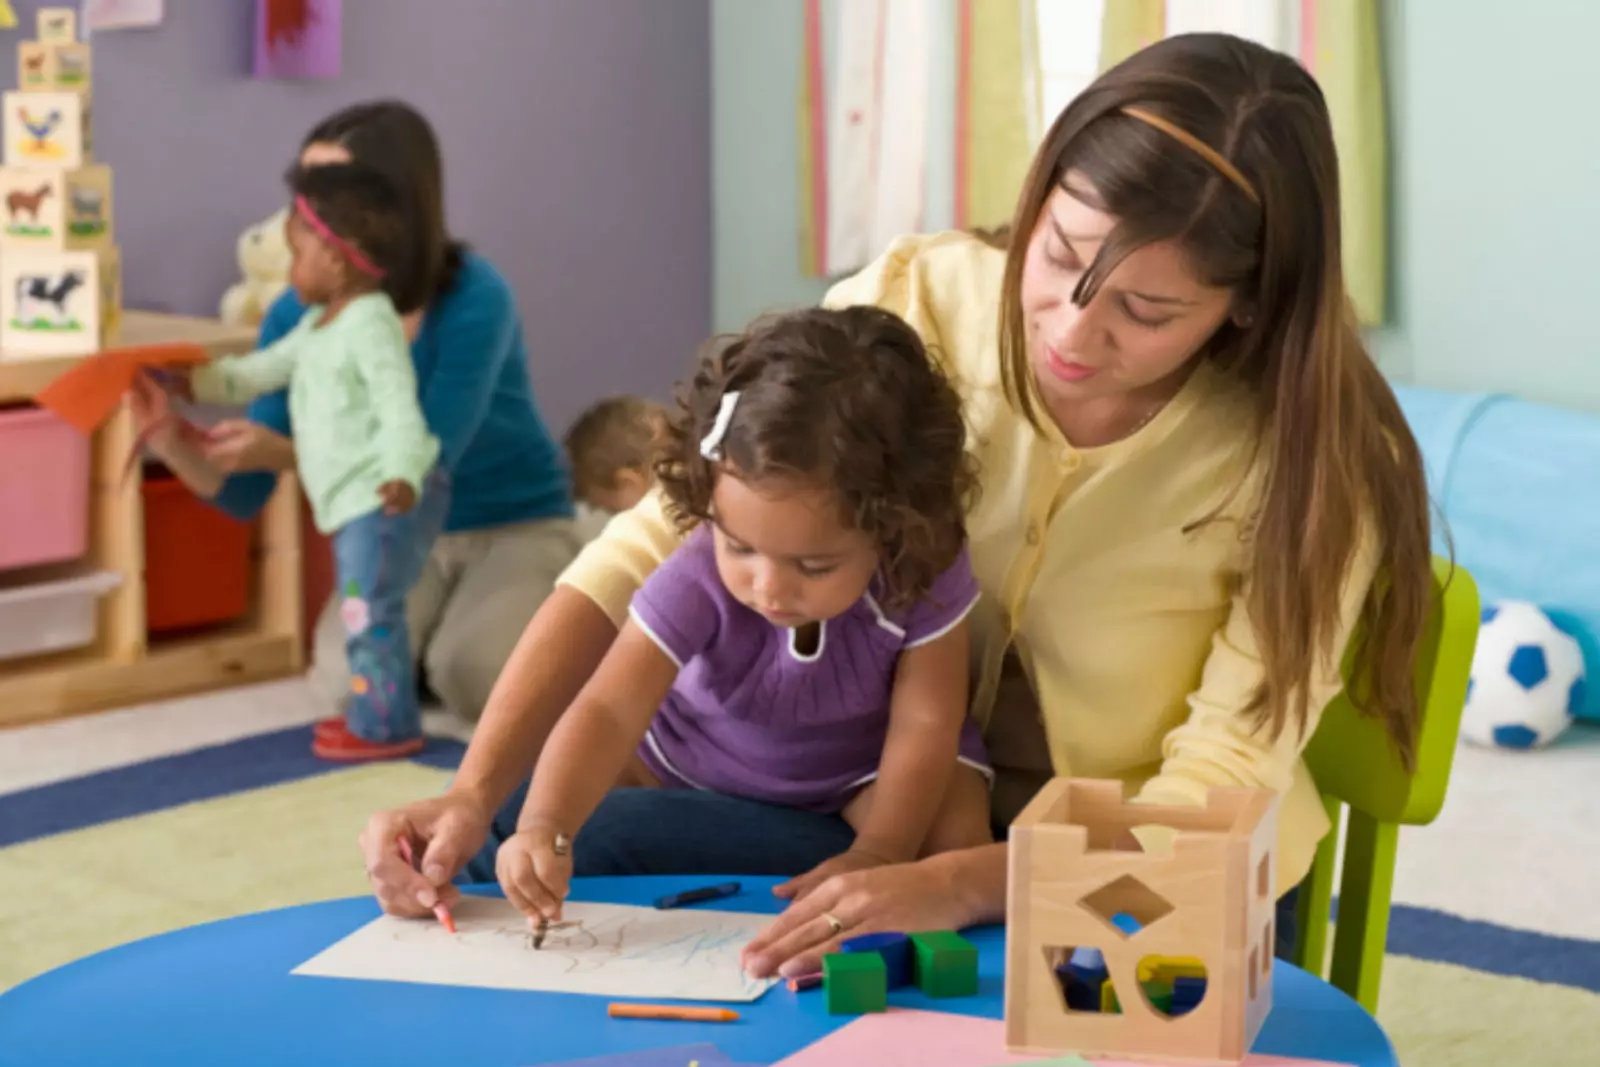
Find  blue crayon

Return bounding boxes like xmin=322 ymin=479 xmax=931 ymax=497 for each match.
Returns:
xmin=652 ymin=881 xmax=742 ymax=909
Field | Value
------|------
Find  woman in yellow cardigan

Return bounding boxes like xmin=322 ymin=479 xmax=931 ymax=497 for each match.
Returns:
xmin=360 ymin=33 xmax=1432 ymax=979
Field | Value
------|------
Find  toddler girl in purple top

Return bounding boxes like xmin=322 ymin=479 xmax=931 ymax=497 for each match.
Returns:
xmin=500 ymin=307 xmax=994 ymax=918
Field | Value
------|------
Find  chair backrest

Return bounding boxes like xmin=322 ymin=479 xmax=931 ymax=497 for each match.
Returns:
xmin=1303 ymin=555 xmax=1479 ymax=826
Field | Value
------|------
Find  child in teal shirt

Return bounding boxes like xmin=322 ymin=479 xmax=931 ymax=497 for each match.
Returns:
xmin=179 ymin=163 xmax=449 ymax=761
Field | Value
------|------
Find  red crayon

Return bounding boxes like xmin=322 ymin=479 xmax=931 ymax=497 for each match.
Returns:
xmin=787 ymin=972 xmax=823 ymax=992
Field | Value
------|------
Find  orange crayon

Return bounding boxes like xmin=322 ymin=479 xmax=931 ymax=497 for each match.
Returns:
xmin=396 ymin=835 xmax=456 ymax=933
xmin=607 ymin=1004 xmax=740 ymax=1023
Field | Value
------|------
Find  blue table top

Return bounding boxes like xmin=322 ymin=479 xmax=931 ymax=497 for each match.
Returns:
xmin=0 ymin=877 xmax=1396 ymax=1067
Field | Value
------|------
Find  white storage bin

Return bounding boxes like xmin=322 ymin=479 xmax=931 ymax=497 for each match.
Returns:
xmin=0 ymin=571 xmax=121 ymax=661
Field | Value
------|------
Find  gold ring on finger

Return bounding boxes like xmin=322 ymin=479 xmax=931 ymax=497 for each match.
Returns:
xmin=823 ymin=912 xmax=845 ymax=935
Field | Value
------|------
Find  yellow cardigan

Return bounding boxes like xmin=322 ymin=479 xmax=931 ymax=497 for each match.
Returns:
xmin=557 ymin=231 xmax=1377 ymax=889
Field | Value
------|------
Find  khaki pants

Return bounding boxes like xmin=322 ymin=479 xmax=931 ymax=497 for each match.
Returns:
xmin=310 ymin=516 xmax=584 ymax=722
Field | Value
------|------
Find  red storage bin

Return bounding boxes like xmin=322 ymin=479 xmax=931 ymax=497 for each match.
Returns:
xmin=0 ymin=405 xmax=90 ymax=572
xmin=142 ymin=472 xmax=252 ymax=634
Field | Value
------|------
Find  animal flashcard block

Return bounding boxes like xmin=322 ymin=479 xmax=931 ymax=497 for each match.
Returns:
xmin=0 ymin=248 xmax=104 ymax=357
xmin=38 ymin=6 xmax=77 ymax=43
xmin=4 ymin=90 xmax=91 ymax=169
xmin=0 ymin=164 xmax=113 ymax=249
xmin=18 ymin=42 xmax=92 ymax=93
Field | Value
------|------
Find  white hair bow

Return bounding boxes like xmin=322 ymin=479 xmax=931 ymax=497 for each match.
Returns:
xmin=699 ymin=391 xmax=740 ymax=461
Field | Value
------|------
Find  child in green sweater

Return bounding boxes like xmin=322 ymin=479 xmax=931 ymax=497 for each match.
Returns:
xmin=172 ymin=163 xmax=448 ymax=762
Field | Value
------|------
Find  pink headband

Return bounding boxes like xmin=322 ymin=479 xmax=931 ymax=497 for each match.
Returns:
xmin=294 ymin=194 xmax=386 ymax=279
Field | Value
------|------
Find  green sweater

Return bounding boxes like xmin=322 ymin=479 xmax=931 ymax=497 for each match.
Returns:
xmin=192 ymin=293 xmax=440 ymax=533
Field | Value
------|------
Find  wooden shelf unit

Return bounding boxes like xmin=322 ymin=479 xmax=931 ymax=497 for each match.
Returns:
xmin=0 ymin=310 xmax=305 ymax=729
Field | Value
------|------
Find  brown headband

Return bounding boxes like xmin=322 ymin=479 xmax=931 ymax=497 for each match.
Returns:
xmin=1121 ymin=106 xmax=1260 ymax=205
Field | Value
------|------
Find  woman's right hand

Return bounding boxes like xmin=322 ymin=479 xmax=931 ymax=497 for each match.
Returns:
xmin=200 ymin=419 xmax=296 ymax=474
xmin=495 ymin=822 xmax=573 ymax=925
xmin=128 ymin=372 xmax=177 ymax=451
xmin=358 ymin=792 xmax=492 ymax=919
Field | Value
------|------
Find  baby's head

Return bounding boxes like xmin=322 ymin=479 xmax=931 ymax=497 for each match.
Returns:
xmin=565 ymin=396 xmax=668 ymax=514
xmin=657 ymin=307 xmax=975 ymax=624
xmin=282 ymin=161 xmax=406 ymax=306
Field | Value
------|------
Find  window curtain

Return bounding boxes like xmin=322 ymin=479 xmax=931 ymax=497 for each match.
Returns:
xmin=1098 ymin=0 xmax=1389 ymax=325
xmin=954 ymin=0 xmax=1040 ymax=233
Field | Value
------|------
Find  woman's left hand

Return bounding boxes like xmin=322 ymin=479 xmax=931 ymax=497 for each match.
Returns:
xmin=740 ymin=854 xmax=982 ymax=979
xmin=200 ymin=419 xmax=297 ymax=474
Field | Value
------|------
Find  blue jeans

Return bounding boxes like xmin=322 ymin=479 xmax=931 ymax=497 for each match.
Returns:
xmin=462 ymin=782 xmax=1302 ymax=960
xmin=331 ymin=468 xmax=451 ymax=742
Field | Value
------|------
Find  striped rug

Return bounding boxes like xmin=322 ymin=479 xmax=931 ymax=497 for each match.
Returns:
xmin=2 ymin=721 xmax=1597 ymax=1067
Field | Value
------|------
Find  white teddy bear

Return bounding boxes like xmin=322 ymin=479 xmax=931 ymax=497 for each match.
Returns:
xmin=219 ymin=206 xmax=291 ymax=327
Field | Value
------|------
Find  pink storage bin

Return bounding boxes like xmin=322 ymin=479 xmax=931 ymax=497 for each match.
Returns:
xmin=0 ymin=405 xmax=91 ymax=571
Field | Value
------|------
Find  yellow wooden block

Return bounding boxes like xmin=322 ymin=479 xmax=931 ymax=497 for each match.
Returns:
xmin=1136 ymin=955 xmax=1208 ymax=984
xmin=0 ymin=163 xmax=113 ymax=250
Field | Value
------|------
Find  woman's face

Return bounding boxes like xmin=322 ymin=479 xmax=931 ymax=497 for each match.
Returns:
xmin=1018 ymin=176 xmax=1235 ymax=410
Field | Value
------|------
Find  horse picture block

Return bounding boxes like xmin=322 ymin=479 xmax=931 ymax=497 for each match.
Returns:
xmin=0 ymin=248 xmax=111 ymax=358
xmin=4 ymin=90 xmax=91 ymax=171
xmin=0 ymin=163 xmax=112 ymax=251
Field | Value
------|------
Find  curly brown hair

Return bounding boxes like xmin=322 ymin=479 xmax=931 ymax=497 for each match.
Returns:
xmin=656 ymin=307 xmax=977 ymax=611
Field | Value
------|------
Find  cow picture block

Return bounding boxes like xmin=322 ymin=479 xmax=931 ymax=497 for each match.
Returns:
xmin=0 ymin=248 xmax=106 ymax=357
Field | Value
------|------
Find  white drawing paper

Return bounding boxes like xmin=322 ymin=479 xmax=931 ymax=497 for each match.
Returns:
xmin=291 ymin=897 xmax=779 ymax=1003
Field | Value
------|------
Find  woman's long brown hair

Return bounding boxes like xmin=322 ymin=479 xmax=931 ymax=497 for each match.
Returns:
xmin=998 ymin=33 xmax=1432 ymax=769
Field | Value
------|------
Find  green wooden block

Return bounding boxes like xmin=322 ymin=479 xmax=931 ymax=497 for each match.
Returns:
xmin=909 ymin=930 xmax=979 ymax=998
xmin=823 ymin=951 xmax=887 ymax=1015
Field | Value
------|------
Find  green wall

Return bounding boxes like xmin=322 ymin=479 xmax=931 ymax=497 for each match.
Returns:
xmin=715 ymin=1 xmax=1600 ymax=412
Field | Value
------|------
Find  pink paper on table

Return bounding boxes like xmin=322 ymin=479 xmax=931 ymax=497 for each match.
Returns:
xmin=769 ymin=1010 xmax=1349 ymax=1067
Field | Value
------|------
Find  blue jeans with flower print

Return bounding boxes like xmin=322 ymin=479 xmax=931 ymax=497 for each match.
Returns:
xmin=330 ymin=468 xmax=451 ymax=742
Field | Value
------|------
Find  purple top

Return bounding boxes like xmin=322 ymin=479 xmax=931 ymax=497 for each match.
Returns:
xmin=629 ymin=526 xmax=987 ymax=812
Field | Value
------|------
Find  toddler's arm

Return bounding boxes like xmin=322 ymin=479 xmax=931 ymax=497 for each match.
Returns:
xmin=189 ymin=333 xmax=301 ymax=407
xmin=501 ymin=620 xmax=680 ymax=920
xmin=852 ymin=621 xmax=973 ymax=863
xmin=351 ymin=309 xmax=438 ymax=493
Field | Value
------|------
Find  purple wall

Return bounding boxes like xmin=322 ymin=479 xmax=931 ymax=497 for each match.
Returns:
xmin=4 ymin=0 xmax=710 ymax=430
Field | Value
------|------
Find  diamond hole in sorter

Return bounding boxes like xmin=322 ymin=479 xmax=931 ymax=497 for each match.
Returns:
xmin=1078 ymin=874 xmax=1175 ymax=937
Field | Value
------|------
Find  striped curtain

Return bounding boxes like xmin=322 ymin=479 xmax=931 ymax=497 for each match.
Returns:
xmin=955 ymin=0 xmax=1039 ymax=233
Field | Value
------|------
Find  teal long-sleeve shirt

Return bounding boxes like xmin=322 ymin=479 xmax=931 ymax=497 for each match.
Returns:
xmin=193 ymin=292 xmax=440 ymax=533
xmin=210 ymin=252 xmax=574 ymax=532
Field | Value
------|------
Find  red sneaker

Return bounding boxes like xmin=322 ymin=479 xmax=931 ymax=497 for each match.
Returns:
xmin=312 ymin=717 xmax=343 ymax=744
xmin=312 ymin=719 xmax=425 ymax=763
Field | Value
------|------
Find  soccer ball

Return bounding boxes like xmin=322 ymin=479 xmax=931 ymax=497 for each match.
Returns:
xmin=1460 ymin=600 xmax=1586 ymax=750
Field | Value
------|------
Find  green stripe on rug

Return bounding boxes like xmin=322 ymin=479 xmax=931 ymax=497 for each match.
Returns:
xmin=0 ymin=762 xmax=453 ymax=991
xmin=1380 ymin=954 xmax=1600 ymax=1067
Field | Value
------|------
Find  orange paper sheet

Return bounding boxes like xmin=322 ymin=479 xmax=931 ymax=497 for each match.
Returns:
xmin=34 ymin=342 xmax=211 ymax=435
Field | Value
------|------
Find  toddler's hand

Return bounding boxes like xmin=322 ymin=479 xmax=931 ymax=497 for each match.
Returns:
xmin=145 ymin=367 xmax=194 ymax=402
xmin=378 ymin=480 xmax=415 ymax=514
xmin=774 ymin=848 xmax=893 ymax=904
xmin=495 ymin=823 xmax=574 ymax=927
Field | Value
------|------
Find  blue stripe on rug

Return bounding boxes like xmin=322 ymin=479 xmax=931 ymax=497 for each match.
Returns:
xmin=0 ymin=727 xmax=467 ymax=848
xmin=1385 ymin=903 xmax=1600 ymax=992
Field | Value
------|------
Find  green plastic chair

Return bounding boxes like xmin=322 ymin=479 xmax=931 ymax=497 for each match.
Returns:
xmin=1291 ymin=555 xmax=1479 ymax=1013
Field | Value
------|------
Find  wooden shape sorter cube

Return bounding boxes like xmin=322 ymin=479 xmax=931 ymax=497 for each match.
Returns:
xmin=5 ymin=90 xmax=91 ymax=170
xmin=0 ymin=163 xmax=113 ymax=249
xmin=0 ymin=248 xmax=109 ymax=357
xmin=1003 ymin=778 xmax=1280 ymax=1066
xmin=18 ymin=42 xmax=93 ymax=94
xmin=38 ymin=7 xmax=78 ymax=44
